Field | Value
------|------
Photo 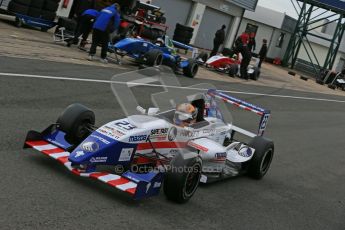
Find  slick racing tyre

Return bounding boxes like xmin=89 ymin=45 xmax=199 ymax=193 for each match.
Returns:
xmin=247 ymin=136 xmax=274 ymax=179
xmin=30 ymin=0 xmax=45 ymax=8
xmin=183 ymin=59 xmax=198 ymax=78
xmin=174 ymin=30 xmax=193 ymax=39
xmin=172 ymin=35 xmax=190 ymax=44
xmin=28 ymin=7 xmax=41 ymax=18
xmin=41 ymin=10 xmax=56 ymax=21
xmin=175 ymin=23 xmax=194 ymax=33
xmin=43 ymin=0 xmax=59 ymax=11
xmin=13 ymin=0 xmax=31 ymax=6
xmin=164 ymin=153 xmax=202 ymax=203
xmin=250 ymin=67 xmax=260 ymax=81
xmin=8 ymin=1 xmax=29 ymax=15
xmin=144 ymin=49 xmax=163 ymax=66
xmin=228 ymin=64 xmax=238 ymax=78
xmin=57 ymin=103 xmax=95 ymax=145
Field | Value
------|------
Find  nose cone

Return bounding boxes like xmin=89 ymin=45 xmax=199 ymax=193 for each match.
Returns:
xmin=69 ymin=140 xmax=102 ymax=164
xmin=115 ymin=38 xmax=135 ymax=49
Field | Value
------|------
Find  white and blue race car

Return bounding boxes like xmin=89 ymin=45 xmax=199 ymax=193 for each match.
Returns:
xmin=24 ymin=90 xmax=274 ymax=203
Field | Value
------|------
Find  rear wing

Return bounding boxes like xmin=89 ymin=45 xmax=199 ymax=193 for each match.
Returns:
xmin=171 ymin=40 xmax=199 ymax=58
xmin=207 ymin=89 xmax=271 ymax=136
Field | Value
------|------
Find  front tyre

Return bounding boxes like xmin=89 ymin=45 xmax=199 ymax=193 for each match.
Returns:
xmin=144 ymin=49 xmax=163 ymax=66
xmin=247 ymin=136 xmax=274 ymax=179
xmin=183 ymin=59 xmax=198 ymax=78
xmin=57 ymin=103 xmax=95 ymax=145
xmin=164 ymin=154 xmax=202 ymax=203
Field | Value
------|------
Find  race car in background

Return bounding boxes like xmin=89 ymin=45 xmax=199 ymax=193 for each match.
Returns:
xmin=197 ymin=52 xmax=261 ymax=80
xmin=24 ymin=89 xmax=274 ymax=203
xmin=109 ymin=36 xmax=199 ymax=78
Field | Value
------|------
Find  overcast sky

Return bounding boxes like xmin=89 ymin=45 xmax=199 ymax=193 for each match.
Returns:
xmin=258 ymin=0 xmax=298 ymax=18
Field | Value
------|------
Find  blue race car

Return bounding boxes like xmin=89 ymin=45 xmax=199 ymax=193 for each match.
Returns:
xmin=110 ymin=36 xmax=199 ymax=78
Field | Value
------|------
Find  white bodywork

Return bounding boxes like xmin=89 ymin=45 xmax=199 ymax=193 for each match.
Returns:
xmin=96 ymin=112 xmax=255 ymax=182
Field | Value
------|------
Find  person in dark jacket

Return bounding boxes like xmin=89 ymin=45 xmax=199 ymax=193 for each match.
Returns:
xmin=233 ymin=33 xmax=251 ymax=80
xmin=67 ymin=9 xmax=99 ymax=48
xmin=210 ymin=25 xmax=226 ymax=57
xmin=71 ymin=0 xmax=95 ymax=18
xmin=68 ymin=0 xmax=95 ymax=44
xmin=88 ymin=4 xmax=121 ymax=63
xmin=258 ymin=39 xmax=268 ymax=68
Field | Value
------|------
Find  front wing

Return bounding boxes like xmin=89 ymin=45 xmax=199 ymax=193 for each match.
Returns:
xmin=25 ymin=140 xmax=163 ymax=200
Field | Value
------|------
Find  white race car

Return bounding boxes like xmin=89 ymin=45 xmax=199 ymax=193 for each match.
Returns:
xmin=24 ymin=89 xmax=273 ymax=203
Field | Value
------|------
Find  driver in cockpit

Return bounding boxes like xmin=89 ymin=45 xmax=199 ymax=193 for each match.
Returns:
xmin=173 ymin=103 xmax=198 ymax=127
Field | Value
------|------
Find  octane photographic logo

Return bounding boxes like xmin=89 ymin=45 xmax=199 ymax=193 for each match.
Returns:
xmin=110 ymin=66 xmax=234 ymax=160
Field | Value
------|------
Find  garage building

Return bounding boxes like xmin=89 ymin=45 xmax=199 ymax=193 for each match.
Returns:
xmin=151 ymin=0 xmax=258 ymax=50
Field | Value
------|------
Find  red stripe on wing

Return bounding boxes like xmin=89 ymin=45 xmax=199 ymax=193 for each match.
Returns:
xmin=25 ymin=140 xmax=49 ymax=147
xmin=107 ymin=178 xmax=131 ymax=187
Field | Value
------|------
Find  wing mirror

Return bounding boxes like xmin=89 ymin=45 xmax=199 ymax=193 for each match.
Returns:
xmin=136 ymin=106 xmax=160 ymax=115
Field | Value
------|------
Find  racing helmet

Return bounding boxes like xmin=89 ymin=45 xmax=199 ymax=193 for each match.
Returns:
xmin=155 ymin=37 xmax=164 ymax=46
xmin=173 ymin=103 xmax=198 ymax=126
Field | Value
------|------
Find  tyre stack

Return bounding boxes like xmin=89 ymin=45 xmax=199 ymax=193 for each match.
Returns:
xmin=8 ymin=0 xmax=31 ymax=15
xmin=8 ymin=0 xmax=59 ymax=21
xmin=173 ymin=23 xmax=194 ymax=45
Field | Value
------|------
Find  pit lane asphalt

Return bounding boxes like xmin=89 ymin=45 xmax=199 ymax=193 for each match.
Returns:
xmin=0 ymin=56 xmax=344 ymax=230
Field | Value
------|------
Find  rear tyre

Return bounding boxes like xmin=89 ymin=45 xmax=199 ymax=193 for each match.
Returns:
xmin=41 ymin=10 xmax=56 ymax=21
xmin=250 ymin=67 xmax=260 ymax=81
xmin=43 ymin=0 xmax=59 ymax=11
xmin=164 ymin=153 xmax=202 ymax=203
xmin=144 ymin=49 xmax=163 ymax=66
xmin=247 ymin=136 xmax=274 ymax=179
xmin=57 ymin=103 xmax=95 ymax=145
xmin=13 ymin=0 xmax=31 ymax=6
xmin=228 ymin=64 xmax=238 ymax=77
xmin=30 ymin=0 xmax=45 ymax=8
xmin=8 ymin=2 xmax=29 ymax=15
xmin=175 ymin=23 xmax=194 ymax=33
xmin=28 ymin=7 xmax=41 ymax=18
xmin=183 ymin=59 xmax=198 ymax=78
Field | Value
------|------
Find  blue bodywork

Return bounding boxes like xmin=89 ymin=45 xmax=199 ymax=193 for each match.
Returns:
xmin=111 ymin=37 xmax=193 ymax=71
xmin=15 ymin=13 xmax=56 ymax=30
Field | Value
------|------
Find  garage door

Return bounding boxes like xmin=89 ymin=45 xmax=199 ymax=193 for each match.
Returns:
xmin=194 ymin=7 xmax=232 ymax=50
xmin=152 ymin=0 xmax=193 ymax=37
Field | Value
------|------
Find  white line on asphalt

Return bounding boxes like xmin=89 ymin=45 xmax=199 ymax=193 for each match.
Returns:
xmin=1 ymin=72 xmax=345 ymax=103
